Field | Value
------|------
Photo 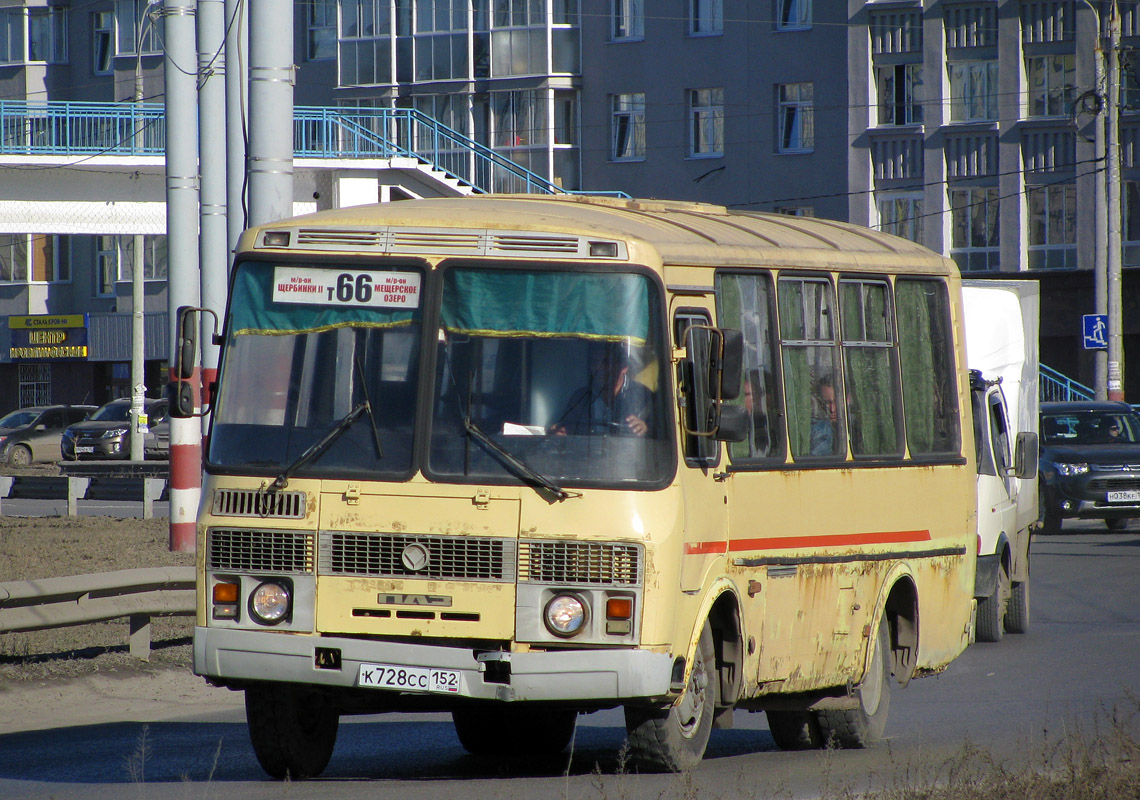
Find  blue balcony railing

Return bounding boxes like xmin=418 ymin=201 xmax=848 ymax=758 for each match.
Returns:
xmin=1041 ymin=364 xmax=1095 ymax=402
xmin=0 ymin=99 xmax=578 ymax=196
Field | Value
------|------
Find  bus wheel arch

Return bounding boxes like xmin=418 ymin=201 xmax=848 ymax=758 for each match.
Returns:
xmin=883 ymin=575 xmax=919 ymax=688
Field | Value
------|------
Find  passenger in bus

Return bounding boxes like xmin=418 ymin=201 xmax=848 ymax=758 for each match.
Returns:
xmin=742 ymin=369 xmax=771 ymax=456
xmin=810 ymin=373 xmax=839 ymax=456
xmin=549 ymin=344 xmax=653 ymax=437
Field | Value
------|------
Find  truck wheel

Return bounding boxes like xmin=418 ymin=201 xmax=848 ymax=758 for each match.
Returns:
xmin=975 ymin=562 xmax=1010 ymax=643
xmin=7 ymin=445 xmax=31 ymax=467
xmin=1105 ymin=518 xmax=1129 ymax=531
xmin=1005 ymin=579 xmax=1029 ymax=634
xmin=767 ymin=709 xmax=823 ymax=750
xmin=626 ymin=621 xmax=717 ymax=772
xmin=816 ymin=619 xmax=891 ymax=748
xmin=452 ymin=706 xmax=577 ymax=756
xmin=245 ymin=684 xmax=339 ymax=780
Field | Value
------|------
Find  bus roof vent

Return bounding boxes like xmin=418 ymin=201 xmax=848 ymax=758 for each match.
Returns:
xmin=293 ymin=229 xmax=387 ymax=250
xmin=489 ymin=233 xmax=582 ymax=256
xmin=389 ymin=229 xmax=483 ymax=254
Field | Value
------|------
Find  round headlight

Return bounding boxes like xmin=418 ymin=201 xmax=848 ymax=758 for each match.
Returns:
xmin=544 ymin=593 xmax=587 ymax=637
xmin=250 ymin=581 xmax=291 ymax=624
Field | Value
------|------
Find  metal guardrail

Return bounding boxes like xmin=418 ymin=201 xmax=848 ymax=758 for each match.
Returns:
xmin=0 ymin=474 xmax=168 ymax=517
xmin=0 ymin=567 xmax=195 ymax=660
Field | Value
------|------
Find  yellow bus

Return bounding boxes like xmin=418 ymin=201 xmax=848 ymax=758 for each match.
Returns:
xmin=177 ymin=195 xmax=977 ymax=778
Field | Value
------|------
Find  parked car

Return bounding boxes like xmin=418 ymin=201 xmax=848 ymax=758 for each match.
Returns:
xmin=0 ymin=405 xmax=96 ymax=466
xmin=61 ymin=398 xmax=169 ymax=460
xmin=1039 ymin=400 xmax=1140 ymax=532
xmin=144 ymin=418 xmax=169 ymax=460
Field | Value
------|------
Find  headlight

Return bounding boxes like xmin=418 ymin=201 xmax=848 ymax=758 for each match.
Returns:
xmin=102 ymin=426 xmax=129 ymax=438
xmin=250 ymin=581 xmax=291 ymax=624
xmin=1056 ymin=462 xmax=1089 ymax=476
xmin=544 ymin=593 xmax=587 ymax=637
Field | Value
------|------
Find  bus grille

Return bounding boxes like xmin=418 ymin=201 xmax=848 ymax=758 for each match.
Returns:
xmin=212 ymin=488 xmax=307 ymax=519
xmin=321 ymin=533 xmax=516 ymax=582
xmin=518 ymin=541 xmax=642 ymax=586
xmin=207 ymin=528 xmax=315 ymax=573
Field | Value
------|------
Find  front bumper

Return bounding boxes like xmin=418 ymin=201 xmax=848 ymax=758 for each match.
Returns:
xmin=68 ymin=435 xmax=129 ymax=459
xmin=194 ymin=626 xmax=674 ymax=703
xmin=1045 ymin=473 xmax=1140 ymax=519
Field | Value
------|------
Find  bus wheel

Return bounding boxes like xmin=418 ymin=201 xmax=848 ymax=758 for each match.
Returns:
xmin=975 ymin=562 xmax=1010 ymax=643
xmin=1005 ymin=579 xmax=1030 ymax=634
xmin=766 ymin=709 xmax=823 ymax=750
xmin=625 ymin=621 xmax=717 ymax=772
xmin=245 ymin=684 xmax=339 ymax=780
xmin=453 ymin=705 xmax=577 ymax=756
xmin=816 ymin=619 xmax=891 ymax=748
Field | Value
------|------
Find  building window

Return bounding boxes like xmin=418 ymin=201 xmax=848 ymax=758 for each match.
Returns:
xmin=93 ymin=11 xmax=113 ymax=74
xmin=1027 ymin=183 xmax=1077 ymax=269
xmin=1126 ymin=180 xmax=1140 ymax=266
xmin=777 ymin=0 xmax=811 ymax=31
xmin=307 ymin=0 xmax=336 ymax=61
xmin=878 ymin=193 xmax=924 ymax=243
xmin=778 ymin=82 xmax=814 ymax=153
xmin=1026 ymin=54 xmax=1076 ymax=117
xmin=948 ymin=61 xmax=998 ymax=122
xmin=612 ymin=0 xmax=643 ymax=40
xmin=490 ymin=0 xmax=548 ymax=77
xmin=339 ymin=0 xmax=393 ymax=86
xmin=96 ymin=235 xmax=117 ymax=296
xmin=0 ymin=234 xmax=28 ymax=282
xmin=27 ymin=235 xmax=69 ymax=282
xmin=1123 ymin=51 xmax=1140 ymax=111
xmin=876 ymin=63 xmax=923 ymax=125
xmin=775 ymin=206 xmax=815 ymax=217
xmin=949 ymin=187 xmax=1000 ymax=271
xmin=0 ymin=9 xmax=24 ymax=63
xmin=116 ymin=0 xmax=161 ymax=55
xmin=611 ymin=92 xmax=645 ymax=161
xmin=690 ymin=0 xmax=722 ymax=35
xmin=28 ymin=7 xmax=67 ymax=63
xmin=120 ymin=235 xmax=168 ymax=281
xmin=19 ymin=364 xmax=51 ymax=408
xmin=689 ymin=88 xmax=723 ymax=157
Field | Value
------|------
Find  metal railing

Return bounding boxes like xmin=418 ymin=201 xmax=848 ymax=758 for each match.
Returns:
xmin=0 ymin=567 xmax=194 ymax=660
xmin=1041 ymin=364 xmax=1096 ymax=402
xmin=0 ymin=100 xmax=570 ymax=196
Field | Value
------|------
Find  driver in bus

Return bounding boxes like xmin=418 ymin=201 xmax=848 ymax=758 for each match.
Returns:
xmin=549 ymin=343 xmax=653 ymax=437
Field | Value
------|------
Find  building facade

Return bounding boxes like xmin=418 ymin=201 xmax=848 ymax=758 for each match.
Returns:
xmin=0 ymin=0 xmax=1137 ymax=412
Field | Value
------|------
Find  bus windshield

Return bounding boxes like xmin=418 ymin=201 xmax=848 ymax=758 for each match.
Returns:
xmin=428 ymin=266 xmax=673 ymax=488
xmin=207 ymin=261 xmax=424 ymax=478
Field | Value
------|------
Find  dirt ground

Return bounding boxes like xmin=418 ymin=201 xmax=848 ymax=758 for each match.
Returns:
xmin=0 ymin=513 xmax=196 ymax=685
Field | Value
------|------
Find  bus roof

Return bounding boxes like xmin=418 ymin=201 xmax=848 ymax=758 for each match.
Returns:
xmin=241 ymin=195 xmax=955 ymax=276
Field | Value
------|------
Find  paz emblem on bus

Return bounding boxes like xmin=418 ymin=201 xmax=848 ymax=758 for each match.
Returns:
xmin=377 ymin=594 xmax=452 ymax=607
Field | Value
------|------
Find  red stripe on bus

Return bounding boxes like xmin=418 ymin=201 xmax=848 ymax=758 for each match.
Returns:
xmin=683 ymin=530 xmax=932 ymax=556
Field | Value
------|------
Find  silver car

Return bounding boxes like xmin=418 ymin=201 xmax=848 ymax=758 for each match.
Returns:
xmin=0 ymin=405 xmax=96 ymax=466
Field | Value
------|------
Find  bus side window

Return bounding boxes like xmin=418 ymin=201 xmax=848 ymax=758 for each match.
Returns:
xmin=895 ymin=279 xmax=961 ymax=456
xmin=839 ymin=278 xmax=903 ymax=458
xmin=674 ymin=309 xmax=717 ymax=466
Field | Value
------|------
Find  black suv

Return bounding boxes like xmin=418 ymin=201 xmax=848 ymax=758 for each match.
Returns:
xmin=1039 ymin=401 xmax=1140 ymax=532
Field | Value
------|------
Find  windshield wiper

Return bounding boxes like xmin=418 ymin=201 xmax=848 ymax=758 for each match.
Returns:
xmin=271 ymin=403 xmax=370 ymax=491
xmin=463 ymin=416 xmax=579 ymax=502
xmin=355 ymin=357 xmax=383 ymax=459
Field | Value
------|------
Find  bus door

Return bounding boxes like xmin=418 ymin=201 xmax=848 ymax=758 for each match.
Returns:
xmin=674 ymin=307 xmax=730 ymax=593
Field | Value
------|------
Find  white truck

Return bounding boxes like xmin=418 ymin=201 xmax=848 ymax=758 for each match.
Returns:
xmin=962 ymin=280 xmax=1040 ymax=643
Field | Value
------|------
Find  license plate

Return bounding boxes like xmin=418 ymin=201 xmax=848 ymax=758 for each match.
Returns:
xmin=1107 ymin=490 xmax=1140 ymax=503
xmin=75 ymin=446 xmax=94 ymax=454
xmin=358 ymin=663 xmax=460 ymax=694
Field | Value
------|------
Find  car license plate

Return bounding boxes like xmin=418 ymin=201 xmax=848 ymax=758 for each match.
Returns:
xmin=1107 ymin=490 xmax=1140 ymax=503
xmin=358 ymin=663 xmax=460 ymax=694
xmin=75 ymin=446 xmax=94 ymax=454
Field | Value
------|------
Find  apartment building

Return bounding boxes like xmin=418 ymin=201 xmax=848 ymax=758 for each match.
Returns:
xmin=0 ymin=0 xmax=1136 ymax=411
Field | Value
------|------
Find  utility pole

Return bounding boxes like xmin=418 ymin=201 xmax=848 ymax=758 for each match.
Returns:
xmin=247 ymin=0 xmax=294 ymax=226
xmin=164 ymin=0 xmax=201 ymax=553
xmin=1088 ymin=1 xmax=1108 ymax=400
xmin=224 ymin=0 xmax=246 ymax=262
xmin=1106 ymin=0 xmax=1125 ymax=401
xmin=198 ymin=0 xmax=226 ymax=409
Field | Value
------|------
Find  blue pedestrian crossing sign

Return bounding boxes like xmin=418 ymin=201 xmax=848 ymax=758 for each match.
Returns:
xmin=1083 ymin=314 xmax=1108 ymax=350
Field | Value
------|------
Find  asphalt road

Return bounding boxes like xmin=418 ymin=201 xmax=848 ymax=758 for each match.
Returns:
xmin=1 ymin=517 xmax=1138 ymax=800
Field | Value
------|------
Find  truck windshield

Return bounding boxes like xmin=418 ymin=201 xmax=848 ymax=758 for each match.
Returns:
xmin=427 ymin=266 xmax=673 ymax=488
xmin=207 ymin=261 xmax=424 ymax=478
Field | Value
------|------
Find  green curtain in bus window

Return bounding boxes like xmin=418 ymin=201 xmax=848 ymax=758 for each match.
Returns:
xmin=230 ymin=262 xmax=419 ymax=335
xmin=779 ymin=277 xmax=841 ymax=459
xmin=896 ymin=279 xmax=959 ymax=455
xmin=441 ymin=269 xmax=650 ymax=343
xmin=841 ymin=281 xmax=901 ymax=457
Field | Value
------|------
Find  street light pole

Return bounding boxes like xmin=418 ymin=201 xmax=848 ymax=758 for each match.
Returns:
xmin=1106 ymin=0 xmax=1125 ymax=401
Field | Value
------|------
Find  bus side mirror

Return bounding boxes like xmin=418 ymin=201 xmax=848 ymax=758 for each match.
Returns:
xmin=168 ymin=380 xmax=196 ymax=419
xmin=177 ymin=306 xmax=198 ymax=380
xmin=1011 ymin=432 xmax=1038 ymax=480
xmin=706 ymin=328 xmax=743 ymax=402
xmin=714 ymin=404 xmax=749 ymax=443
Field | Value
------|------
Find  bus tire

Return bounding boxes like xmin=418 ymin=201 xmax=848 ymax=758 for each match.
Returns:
xmin=816 ymin=619 xmax=891 ymax=749
xmin=1005 ymin=579 xmax=1029 ymax=634
xmin=975 ymin=562 xmax=1009 ymax=643
xmin=766 ymin=710 xmax=823 ymax=750
xmin=625 ymin=621 xmax=717 ymax=772
xmin=452 ymin=705 xmax=577 ymax=756
xmin=245 ymin=684 xmax=339 ymax=780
